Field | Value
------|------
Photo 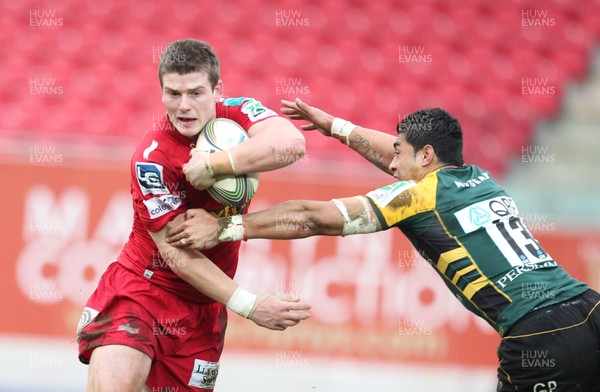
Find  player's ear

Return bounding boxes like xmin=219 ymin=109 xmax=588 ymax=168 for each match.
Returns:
xmin=421 ymin=144 xmax=435 ymax=166
xmin=213 ymin=80 xmax=223 ymax=102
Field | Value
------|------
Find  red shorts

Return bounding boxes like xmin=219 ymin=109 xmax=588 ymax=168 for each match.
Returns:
xmin=77 ymin=262 xmax=227 ymax=391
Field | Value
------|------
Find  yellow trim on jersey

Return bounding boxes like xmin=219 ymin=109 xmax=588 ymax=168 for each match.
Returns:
xmin=439 ymin=248 xmax=491 ymax=299
xmin=434 ymin=210 xmax=512 ymax=304
xmin=463 ymin=276 xmax=489 ymax=299
xmin=437 ymin=247 xmax=469 ymax=275
xmin=451 ymin=264 xmax=477 ymax=285
xmin=431 ymin=211 xmax=509 ymax=327
xmin=372 ymin=172 xmax=438 ymax=227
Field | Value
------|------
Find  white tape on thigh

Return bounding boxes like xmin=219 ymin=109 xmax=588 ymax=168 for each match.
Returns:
xmin=331 ymin=196 xmax=377 ymax=236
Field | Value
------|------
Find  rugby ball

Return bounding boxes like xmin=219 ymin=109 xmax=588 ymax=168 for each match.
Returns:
xmin=195 ymin=118 xmax=259 ymax=207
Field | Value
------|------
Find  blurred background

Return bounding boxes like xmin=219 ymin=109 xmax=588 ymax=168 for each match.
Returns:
xmin=1 ymin=0 xmax=600 ymax=391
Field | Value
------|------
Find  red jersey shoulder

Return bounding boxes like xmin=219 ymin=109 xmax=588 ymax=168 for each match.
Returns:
xmin=132 ymin=130 xmax=176 ymax=193
xmin=132 ymin=115 xmax=190 ymax=162
xmin=130 ymin=122 xmax=189 ymax=230
xmin=216 ymin=97 xmax=278 ymax=131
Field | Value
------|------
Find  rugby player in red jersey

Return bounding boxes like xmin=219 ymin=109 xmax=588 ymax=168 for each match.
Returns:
xmin=76 ymin=39 xmax=311 ymax=392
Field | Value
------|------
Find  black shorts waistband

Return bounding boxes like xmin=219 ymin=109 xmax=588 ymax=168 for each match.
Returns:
xmin=505 ymin=289 xmax=600 ymax=337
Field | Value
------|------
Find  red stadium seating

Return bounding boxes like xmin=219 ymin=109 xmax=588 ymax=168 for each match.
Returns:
xmin=4 ymin=0 xmax=598 ymax=177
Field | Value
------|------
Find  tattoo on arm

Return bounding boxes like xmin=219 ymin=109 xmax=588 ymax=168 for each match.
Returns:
xmin=351 ymin=134 xmax=388 ymax=172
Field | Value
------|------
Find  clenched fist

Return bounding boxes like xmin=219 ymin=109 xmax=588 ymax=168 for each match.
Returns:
xmin=183 ymin=150 xmax=216 ymax=190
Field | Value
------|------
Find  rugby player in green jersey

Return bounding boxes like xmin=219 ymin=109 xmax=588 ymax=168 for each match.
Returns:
xmin=166 ymin=98 xmax=600 ymax=391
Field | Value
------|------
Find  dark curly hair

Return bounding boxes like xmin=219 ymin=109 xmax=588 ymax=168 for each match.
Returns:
xmin=397 ymin=108 xmax=464 ymax=166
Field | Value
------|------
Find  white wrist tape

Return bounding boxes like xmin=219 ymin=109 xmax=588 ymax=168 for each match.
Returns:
xmin=206 ymin=154 xmax=215 ymax=178
xmin=217 ymin=215 xmax=246 ymax=242
xmin=227 ymin=287 xmax=257 ymax=318
xmin=331 ymin=196 xmax=377 ymax=236
xmin=226 ymin=150 xmax=237 ymax=175
xmin=331 ymin=118 xmax=357 ymax=146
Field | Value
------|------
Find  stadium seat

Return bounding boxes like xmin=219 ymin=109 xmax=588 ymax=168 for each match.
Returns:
xmin=3 ymin=0 xmax=596 ymax=177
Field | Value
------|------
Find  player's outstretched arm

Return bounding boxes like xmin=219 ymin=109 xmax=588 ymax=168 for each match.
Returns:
xmin=281 ymin=98 xmax=397 ymax=175
xmin=151 ymin=215 xmax=310 ymax=330
xmin=166 ymin=196 xmax=382 ymax=249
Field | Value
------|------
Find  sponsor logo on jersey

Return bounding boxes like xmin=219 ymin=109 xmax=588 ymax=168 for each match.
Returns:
xmin=455 ymin=196 xmax=519 ymax=233
xmin=454 ymin=171 xmax=490 ymax=188
xmin=366 ymin=181 xmax=417 ymax=207
xmin=135 ymin=162 xmax=169 ymax=195
xmin=495 ymin=260 xmax=557 ymax=288
xmin=188 ymin=359 xmax=219 ymax=389
xmin=143 ymin=194 xmax=182 ymax=219
xmin=468 ymin=206 xmax=492 ymax=227
xmin=222 ymin=97 xmax=277 ymax=122
xmin=241 ymin=99 xmax=277 ymax=122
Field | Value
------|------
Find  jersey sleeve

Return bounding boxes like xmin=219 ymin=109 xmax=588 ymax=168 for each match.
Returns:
xmin=131 ymin=141 xmax=186 ymax=232
xmin=218 ymin=97 xmax=278 ymax=132
xmin=364 ymin=180 xmax=436 ymax=230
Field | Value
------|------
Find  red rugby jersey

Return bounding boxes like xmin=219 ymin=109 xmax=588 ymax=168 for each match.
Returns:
xmin=117 ymin=97 xmax=277 ymax=303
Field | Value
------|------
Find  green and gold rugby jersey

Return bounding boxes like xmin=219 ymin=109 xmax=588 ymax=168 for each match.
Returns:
xmin=365 ymin=165 xmax=588 ymax=336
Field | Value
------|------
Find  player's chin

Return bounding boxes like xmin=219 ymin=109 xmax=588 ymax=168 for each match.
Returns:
xmin=175 ymin=123 xmax=202 ymax=139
